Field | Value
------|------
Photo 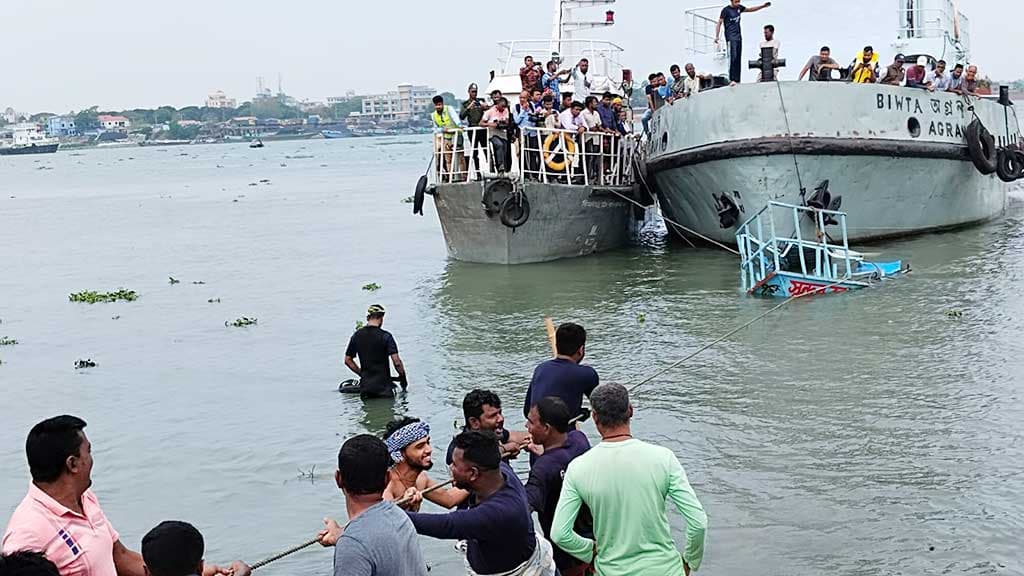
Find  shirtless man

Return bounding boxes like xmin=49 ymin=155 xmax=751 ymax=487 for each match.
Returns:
xmin=382 ymin=417 xmax=469 ymax=512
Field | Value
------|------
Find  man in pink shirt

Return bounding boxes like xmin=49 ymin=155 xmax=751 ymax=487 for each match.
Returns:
xmin=2 ymin=416 xmax=145 ymax=576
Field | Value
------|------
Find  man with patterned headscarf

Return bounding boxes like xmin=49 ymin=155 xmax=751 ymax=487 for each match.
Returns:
xmin=383 ymin=417 xmax=469 ymax=512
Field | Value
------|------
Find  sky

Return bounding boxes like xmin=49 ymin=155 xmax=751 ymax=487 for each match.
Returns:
xmin=3 ymin=0 xmax=1022 ymax=113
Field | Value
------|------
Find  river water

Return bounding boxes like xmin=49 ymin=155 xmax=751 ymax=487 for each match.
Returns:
xmin=1 ymin=137 xmax=1021 ymax=575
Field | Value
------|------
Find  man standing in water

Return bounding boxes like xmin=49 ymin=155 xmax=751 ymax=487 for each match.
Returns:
xmin=382 ymin=417 xmax=469 ymax=511
xmin=318 ymin=435 xmax=429 ymax=575
xmin=524 ymin=322 xmax=598 ymax=421
xmin=2 ymin=416 xmax=148 ymax=576
xmin=525 ymin=397 xmax=593 ymax=576
xmin=714 ymin=0 xmax=772 ymax=85
xmin=344 ymin=304 xmax=407 ymax=399
xmin=551 ymin=384 xmax=708 ymax=576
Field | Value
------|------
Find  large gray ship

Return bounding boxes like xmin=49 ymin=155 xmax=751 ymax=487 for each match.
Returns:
xmin=647 ymin=0 xmax=1022 ymax=246
xmin=415 ymin=0 xmax=647 ymax=265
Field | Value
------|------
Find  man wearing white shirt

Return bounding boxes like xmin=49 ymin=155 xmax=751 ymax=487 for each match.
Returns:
xmin=570 ymin=59 xmax=592 ymax=100
xmin=925 ymin=60 xmax=951 ymax=92
xmin=757 ymin=24 xmax=781 ymax=81
xmin=580 ymin=96 xmax=604 ymax=182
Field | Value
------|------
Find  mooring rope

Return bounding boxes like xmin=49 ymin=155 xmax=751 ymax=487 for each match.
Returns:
xmin=250 ymin=537 xmax=322 ymax=570
xmin=775 ymin=81 xmax=807 ymax=196
xmin=605 ymin=187 xmax=739 ymax=255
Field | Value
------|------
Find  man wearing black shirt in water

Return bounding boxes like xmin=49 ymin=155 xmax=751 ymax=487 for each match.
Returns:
xmin=344 ymin=304 xmax=407 ymax=399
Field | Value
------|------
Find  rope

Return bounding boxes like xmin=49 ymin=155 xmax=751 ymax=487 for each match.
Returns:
xmin=250 ymin=538 xmax=321 ymax=570
xmin=626 ymin=279 xmax=848 ymax=395
xmin=606 ymin=186 xmax=739 ymax=255
xmin=775 ymin=81 xmax=806 ymax=195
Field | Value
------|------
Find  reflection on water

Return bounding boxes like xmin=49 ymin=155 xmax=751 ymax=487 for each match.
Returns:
xmin=1 ymin=140 xmax=1021 ymax=575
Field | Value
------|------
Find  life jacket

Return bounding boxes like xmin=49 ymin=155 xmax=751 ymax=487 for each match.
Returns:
xmin=432 ymin=107 xmax=458 ymax=138
xmin=852 ymin=51 xmax=880 ymax=83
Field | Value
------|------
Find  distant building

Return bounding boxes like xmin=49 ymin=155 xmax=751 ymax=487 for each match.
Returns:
xmin=46 ymin=116 xmax=78 ymax=137
xmin=177 ymin=120 xmax=204 ymax=127
xmin=327 ymin=91 xmax=357 ymax=106
xmin=360 ymin=83 xmax=435 ymax=122
xmin=297 ymin=100 xmax=325 ymax=113
xmin=3 ymin=107 xmax=20 ymax=124
xmin=206 ymin=90 xmax=237 ymax=109
xmin=98 ymin=115 xmax=130 ymax=132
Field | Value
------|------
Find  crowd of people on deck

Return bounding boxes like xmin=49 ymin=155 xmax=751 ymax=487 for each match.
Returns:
xmin=431 ymin=56 xmax=635 ymax=182
xmin=1 ymin=311 xmax=708 ymax=576
xmin=632 ymin=0 xmax=987 ymax=135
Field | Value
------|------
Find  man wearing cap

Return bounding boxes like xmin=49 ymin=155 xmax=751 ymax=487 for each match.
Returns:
xmin=906 ymin=56 xmax=928 ymax=89
xmin=344 ymin=304 xmax=407 ymax=399
xmin=382 ymin=417 xmax=469 ymax=512
xmin=460 ymin=83 xmax=488 ymax=177
xmin=880 ymin=53 xmax=906 ymax=86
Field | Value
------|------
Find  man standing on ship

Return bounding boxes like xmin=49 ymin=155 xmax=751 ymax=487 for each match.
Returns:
xmin=714 ymin=0 xmax=772 ymax=85
xmin=460 ymin=83 xmax=487 ymax=178
xmin=344 ymin=304 xmax=408 ymax=399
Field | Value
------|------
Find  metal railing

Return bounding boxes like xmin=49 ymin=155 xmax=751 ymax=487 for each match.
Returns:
xmin=736 ymin=201 xmax=855 ymax=293
xmin=896 ymin=0 xmax=970 ymax=46
xmin=685 ymin=6 xmax=728 ymax=58
xmin=432 ymin=125 xmax=637 ymax=187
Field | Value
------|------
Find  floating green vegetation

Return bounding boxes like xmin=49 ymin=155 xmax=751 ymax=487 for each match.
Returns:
xmin=169 ymin=276 xmax=181 ymax=285
xmin=69 ymin=289 xmax=139 ymax=304
xmin=74 ymin=359 xmax=97 ymax=369
xmin=226 ymin=317 xmax=258 ymax=327
xmin=192 ymin=281 xmax=206 ymax=285
xmin=637 ymin=312 xmax=647 ymax=324
xmin=946 ymin=309 xmax=964 ymax=318
xmin=355 ymin=320 xmax=365 ymax=330
xmin=401 ymin=196 xmax=415 ymax=203
xmin=362 ymin=283 xmax=381 ymax=292
xmin=208 ymin=298 xmax=221 ymax=303
xmin=0 ymin=336 xmax=17 ymax=346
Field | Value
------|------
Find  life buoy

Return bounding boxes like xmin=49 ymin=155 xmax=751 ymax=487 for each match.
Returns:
xmin=965 ymin=119 xmax=998 ymax=175
xmin=413 ymin=175 xmax=427 ymax=215
xmin=499 ymin=192 xmax=531 ymax=228
xmin=542 ymin=133 xmax=576 ymax=172
xmin=996 ymin=148 xmax=1024 ymax=182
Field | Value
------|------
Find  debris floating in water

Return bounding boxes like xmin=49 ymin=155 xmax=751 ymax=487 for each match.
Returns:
xmin=69 ymin=289 xmax=139 ymax=304
xmin=637 ymin=312 xmax=647 ymax=324
xmin=946 ymin=309 xmax=963 ymax=318
xmin=208 ymin=298 xmax=221 ymax=303
xmin=0 ymin=336 xmax=18 ymax=346
xmin=226 ymin=316 xmax=258 ymax=327
xmin=74 ymin=359 xmax=97 ymax=369
xmin=401 ymin=196 xmax=415 ymax=204
xmin=192 ymin=281 xmax=206 ymax=285
xmin=169 ymin=276 xmax=181 ymax=285
xmin=362 ymin=283 xmax=381 ymax=292
xmin=355 ymin=321 xmax=365 ymax=330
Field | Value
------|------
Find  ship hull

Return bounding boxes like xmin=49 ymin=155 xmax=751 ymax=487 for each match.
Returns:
xmin=432 ymin=180 xmax=634 ymax=264
xmin=0 ymin=143 xmax=59 ymax=155
xmin=646 ymin=82 xmax=1019 ymax=246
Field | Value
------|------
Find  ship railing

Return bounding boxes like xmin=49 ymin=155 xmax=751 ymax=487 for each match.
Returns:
xmin=496 ymin=39 xmax=625 ymax=82
xmin=684 ymin=6 xmax=728 ymax=58
xmin=896 ymin=0 xmax=969 ymax=43
xmin=518 ymin=126 xmax=636 ymax=187
xmin=736 ymin=201 xmax=855 ymax=292
xmin=431 ymin=126 xmax=636 ymax=187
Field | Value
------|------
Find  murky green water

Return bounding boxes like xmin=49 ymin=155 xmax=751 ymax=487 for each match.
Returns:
xmin=2 ymin=137 xmax=1021 ymax=575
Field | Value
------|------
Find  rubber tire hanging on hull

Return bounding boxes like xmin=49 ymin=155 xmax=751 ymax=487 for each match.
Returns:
xmin=499 ymin=193 xmax=530 ymax=229
xmin=965 ymin=119 xmax=998 ymax=175
xmin=996 ymin=148 xmax=1024 ymax=182
xmin=413 ymin=175 xmax=427 ymax=215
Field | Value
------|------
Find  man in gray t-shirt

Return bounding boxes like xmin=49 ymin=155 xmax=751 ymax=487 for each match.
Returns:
xmin=799 ymin=46 xmax=840 ymax=81
xmin=319 ymin=435 xmax=428 ymax=576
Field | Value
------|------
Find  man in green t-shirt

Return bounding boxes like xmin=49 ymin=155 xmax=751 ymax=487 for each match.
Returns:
xmin=551 ymin=383 xmax=708 ymax=575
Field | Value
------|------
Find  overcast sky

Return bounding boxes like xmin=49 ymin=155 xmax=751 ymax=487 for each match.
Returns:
xmin=4 ymin=0 xmax=1021 ymax=113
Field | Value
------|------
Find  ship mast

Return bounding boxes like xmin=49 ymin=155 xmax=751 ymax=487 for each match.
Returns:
xmin=549 ymin=0 xmax=616 ymax=61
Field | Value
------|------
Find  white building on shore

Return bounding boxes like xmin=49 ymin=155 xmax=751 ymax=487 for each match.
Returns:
xmin=206 ymin=90 xmax=237 ymax=109
xmin=360 ymin=83 xmax=435 ymax=122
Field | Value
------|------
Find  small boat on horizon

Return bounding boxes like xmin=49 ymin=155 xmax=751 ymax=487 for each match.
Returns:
xmin=249 ymin=138 xmax=264 ymax=148
xmin=320 ymin=130 xmax=347 ymax=139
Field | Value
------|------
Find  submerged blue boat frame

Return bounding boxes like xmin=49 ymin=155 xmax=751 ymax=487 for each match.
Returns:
xmin=736 ymin=201 xmax=905 ymax=298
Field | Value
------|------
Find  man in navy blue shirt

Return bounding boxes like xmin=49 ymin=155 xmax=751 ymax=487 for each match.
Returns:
xmin=714 ymin=0 xmax=772 ymax=84
xmin=406 ymin=431 xmax=556 ymax=575
xmin=525 ymin=397 xmax=593 ymax=576
xmin=524 ymin=323 xmax=599 ymax=421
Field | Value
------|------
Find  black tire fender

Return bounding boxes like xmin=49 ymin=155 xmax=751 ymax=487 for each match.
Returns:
xmin=965 ymin=119 xmax=998 ymax=175
xmin=499 ymin=193 xmax=531 ymax=228
xmin=996 ymin=148 xmax=1024 ymax=182
xmin=413 ymin=175 xmax=427 ymax=215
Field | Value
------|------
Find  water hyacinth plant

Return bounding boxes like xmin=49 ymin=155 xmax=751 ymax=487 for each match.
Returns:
xmin=69 ymin=289 xmax=139 ymax=304
xmin=226 ymin=317 xmax=258 ymax=327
